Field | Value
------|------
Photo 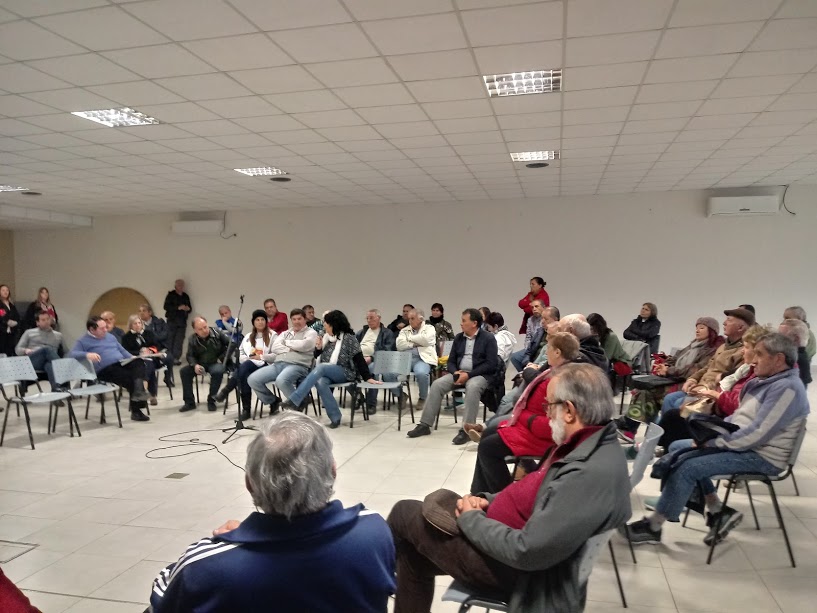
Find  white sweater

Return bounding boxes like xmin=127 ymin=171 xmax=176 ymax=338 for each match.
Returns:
xmin=396 ymin=323 xmax=437 ymax=365
xmin=240 ymin=330 xmax=276 ymax=366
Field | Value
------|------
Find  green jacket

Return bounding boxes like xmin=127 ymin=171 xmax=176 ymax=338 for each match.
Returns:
xmin=186 ymin=328 xmax=229 ymax=367
xmin=602 ymin=331 xmax=631 ymax=365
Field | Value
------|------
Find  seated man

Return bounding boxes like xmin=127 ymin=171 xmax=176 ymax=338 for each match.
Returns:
xmin=138 ymin=303 xmax=173 ymax=386
xmin=661 ymin=308 xmax=753 ymax=416
xmin=179 ymin=317 xmax=230 ymax=413
xmin=388 ymin=303 xmax=414 ymax=335
xmin=303 ymin=304 xmax=325 ymax=336
xmin=784 ymin=306 xmax=815 ymax=361
xmin=15 ymin=310 xmax=66 ymax=390
xmin=150 ymin=412 xmax=395 ymax=613
xmin=100 ymin=311 xmax=124 ymax=342
xmin=406 ymin=308 xmax=498 ymax=445
xmin=625 ymin=333 xmax=810 ymax=546
xmin=215 ymin=304 xmax=243 ymax=345
xmin=779 ymin=318 xmax=812 ymax=388
xmin=69 ymin=316 xmax=149 ymax=421
xmin=264 ymin=298 xmax=289 ymax=334
xmin=396 ymin=308 xmax=437 ymax=412
xmin=510 ymin=298 xmax=544 ymax=372
xmin=389 ymin=363 xmax=630 ymax=612
xmin=357 ymin=309 xmax=396 ymax=414
xmin=247 ymin=309 xmax=317 ymax=411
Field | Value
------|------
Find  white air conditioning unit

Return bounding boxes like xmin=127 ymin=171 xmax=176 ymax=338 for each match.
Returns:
xmin=171 ymin=220 xmax=224 ymax=235
xmin=707 ymin=195 xmax=780 ymax=217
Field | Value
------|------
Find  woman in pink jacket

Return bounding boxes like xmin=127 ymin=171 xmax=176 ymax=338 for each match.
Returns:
xmin=517 ymin=276 xmax=549 ymax=333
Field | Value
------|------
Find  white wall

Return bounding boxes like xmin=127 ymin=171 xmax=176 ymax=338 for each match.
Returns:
xmin=12 ymin=187 xmax=817 ymax=351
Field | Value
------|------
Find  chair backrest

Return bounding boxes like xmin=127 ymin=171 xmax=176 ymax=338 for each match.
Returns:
xmin=578 ymin=529 xmax=616 ymax=586
xmin=441 ymin=340 xmax=454 ymax=357
xmin=786 ymin=421 xmax=808 ymax=467
xmin=50 ymin=358 xmax=98 ymax=386
xmin=0 ymin=356 xmax=38 ymax=385
xmin=629 ymin=423 xmax=664 ymax=489
xmin=621 ymin=340 xmax=650 ymax=374
xmin=372 ymin=351 xmax=413 ymax=377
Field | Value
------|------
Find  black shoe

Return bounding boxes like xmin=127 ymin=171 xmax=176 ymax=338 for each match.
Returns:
xmin=240 ymin=409 xmax=251 ymax=421
xmin=207 ymin=398 xmax=217 ymax=412
xmin=281 ymin=399 xmax=302 ymax=411
xmin=451 ymin=429 xmax=470 ymax=445
xmin=215 ymin=388 xmax=229 ymax=403
xmin=704 ymin=505 xmax=743 ymax=546
xmin=131 ymin=409 xmax=150 ymax=422
xmin=327 ymin=420 xmax=341 ymax=429
xmin=407 ymin=423 xmax=431 ymax=438
xmin=621 ymin=517 xmax=662 ymax=544
xmin=179 ymin=403 xmax=196 ymax=412
xmin=164 ymin=375 xmax=175 ymax=388
xmin=173 ymin=359 xmax=182 ymax=366
xmin=366 ymin=405 xmax=377 ymax=415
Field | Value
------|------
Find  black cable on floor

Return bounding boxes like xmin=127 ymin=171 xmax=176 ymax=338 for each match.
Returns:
xmin=145 ymin=428 xmax=245 ymax=471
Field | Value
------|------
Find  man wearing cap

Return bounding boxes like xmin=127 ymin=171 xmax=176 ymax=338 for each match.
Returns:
xmin=660 ymin=308 xmax=755 ymax=416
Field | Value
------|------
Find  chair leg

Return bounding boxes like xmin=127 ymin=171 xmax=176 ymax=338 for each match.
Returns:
xmin=0 ymin=401 xmax=10 ymax=446
xmin=85 ymin=396 xmax=91 ymax=419
xmin=22 ymin=403 xmax=34 ymax=450
xmin=68 ymin=400 xmax=80 ymax=437
xmin=682 ymin=507 xmax=691 ymax=527
xmin=99 ymin=397 xmax=106 ymax=424
xmin=767 ymin=480 xmax=796 ymax=568
xmin=745 ymin=482 xmax=760 ymax=530
xmin=707 ymin=478 xmax=735 ymax=565
xmin=790 ymin=469 xmax=800 ymax=496
xmin=624 ymin=524 xmax=637 ymax=564
xmin=50 ymin=404 xmax=58 ymax=435
xmin=195 ymin=376 xmax=200 ymax=404
xmin=608 ymin=540 xmax=628 ymax=608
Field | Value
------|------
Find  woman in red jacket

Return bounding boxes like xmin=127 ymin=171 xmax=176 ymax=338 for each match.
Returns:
xmin=469 ymin=331 xmax=579 ymax=494
xmin=517 ymin=276 xmax=549 ymax=333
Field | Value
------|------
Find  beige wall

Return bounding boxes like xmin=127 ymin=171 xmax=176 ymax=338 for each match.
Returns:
xmin=12 ymin=187 xmax=817 ymax=350
xmin=0 ymin=230 xmax=14 ymax=294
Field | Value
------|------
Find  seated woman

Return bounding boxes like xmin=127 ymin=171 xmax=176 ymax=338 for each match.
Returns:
xmin=427 ymin=302 xmax=454 ymax=342
xmin=485 ymin=312 xmax=516 ymax=365
xmin=616 ymin=316 xmax=723 ymax=440
xmin=215 ymin=310 xmax=275 ymax=421
xmin=282 ymin=310 xmax=379 ymax=428
xmin=122 ymin=314 xmax=173 ymax=406
xmin=588 ymin=312 xmax=630 ymax=366
xmin=469 ymin=332 xmax=580 ymax=495
xmin=623 ymin=302 xmax=661 ymax=353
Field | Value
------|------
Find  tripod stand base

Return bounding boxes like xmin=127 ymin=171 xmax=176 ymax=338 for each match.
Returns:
xmin=222 ymin=419 xmax=258 ymax=444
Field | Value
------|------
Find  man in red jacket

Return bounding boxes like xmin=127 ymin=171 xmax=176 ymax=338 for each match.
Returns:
xmin=518 ymin=276 xmax=549 ymax=333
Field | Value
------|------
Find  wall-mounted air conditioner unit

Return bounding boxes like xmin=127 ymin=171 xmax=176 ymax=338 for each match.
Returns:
xmin=707 ymin=195 xmax=780 ymax=217
xmin=171 ymin=220 xmax=224 ymax=235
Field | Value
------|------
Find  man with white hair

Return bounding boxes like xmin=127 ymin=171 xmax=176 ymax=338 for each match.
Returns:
xmin=783 ymin=306 xmax=815 ymax=361
xmin=389 ymin=363 xmax=631 ymax=612
xmin=149 ymin=412 xmax=395 ymax=612
xmin=396 ymin=308 xmax=437 ymax=411
xmin=356 ymin=309 xmax=396 ymax=414
xmin=779 ymin=318 xmax=812 ymax=388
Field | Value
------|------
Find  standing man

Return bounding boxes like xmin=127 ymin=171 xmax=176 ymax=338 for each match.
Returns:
xmin=164 ymin=279 xmax=192 ymax=365
xmin=406 ymin=309 xmax=498 ymax=445
xmin=15 ymin=310 xmax=66 ymax=391
xmin=264 ymin=298 xmax=289 ymax=334
xmin=356 ymin=309 xmax=396 ymax=414
xmin=179 ymin=317 xmax=230 ymax=413
xmin=396 ymin=308 xmax=437 ymax=412
xmin=100 ymin=311 xmax=124 ymax=342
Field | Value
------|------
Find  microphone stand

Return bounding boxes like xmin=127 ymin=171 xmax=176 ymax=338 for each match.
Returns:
xmin=222 ymin=294 xmax=256 ymax=443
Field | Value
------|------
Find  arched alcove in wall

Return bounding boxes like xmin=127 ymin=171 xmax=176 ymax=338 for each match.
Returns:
xmin=88 ymin=287 xmax=150 ymax=332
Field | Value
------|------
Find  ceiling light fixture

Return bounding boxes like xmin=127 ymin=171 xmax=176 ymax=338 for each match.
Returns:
xmin=510 ymin=151 xmax=560 ymax=162
xmin=484 ymin=69 xmax=562 ymax=97
xmin=270 ymin=176 xmax=291 ymax=182
xmin=71 ymin=108 xmax=160 ymax=127
xmin=234 ymin=167 xmax=288 ymax=176
xmin=526 ymin=163 xmax=549 ymax=169
xmin=0 ymin=185 xmax=28 ymax=192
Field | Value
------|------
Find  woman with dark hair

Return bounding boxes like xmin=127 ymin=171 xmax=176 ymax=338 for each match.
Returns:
xmin=588 ymin=313 xmax=630 ymax=365
xmin=623 ymin=302 xmax=661 ymax=352
xmin=0 ymin=284 xmax=20 ymax=357
xmin=283 ymin=310 xmax=380 ymax=428
xmin=23 ymin=287 xmax=58 ymax=330
xmin=427 ymin=302 xmax=454 ymax=341
xmin=485 ymin=312 xmax=516 ymax=364
xmin=215 ymin=310 xmax=275 ymax=420
xmin=517 ymin=276 xmax=549 ymax=333
xmin=479 ymin=307 xmax=492 ymax=332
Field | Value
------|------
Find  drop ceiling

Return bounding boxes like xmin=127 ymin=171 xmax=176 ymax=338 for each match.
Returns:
xmin=0 ymin=0 xmax=815 ymax=217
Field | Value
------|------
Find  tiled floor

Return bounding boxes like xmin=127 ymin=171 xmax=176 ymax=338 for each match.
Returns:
xmin=0 ymin=382 xmax=815 ymax=613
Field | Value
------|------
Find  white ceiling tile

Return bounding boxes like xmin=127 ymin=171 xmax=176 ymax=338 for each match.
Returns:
xmin=199 ymin=96 xmax=281 ymax=118
xmin=159 ymin=137 xmax=222 ymax=152
xmin=406 ymin=77 xmax=485 ymax=102
xmin=562 ymin=122 xmax=623 ymax=137
xmin=356 ymin=104 xmax=429 ymax=124
xmin=0 ymin=64 xmax=70 ymax=93
xmin=617 ymin=131 xmax=678 ymax=145
xmin=119 ymin=124 xmax=199 ymax=140
xmin=629 ymin=100 xmax=702 ymax=120
xmin=181 ymin=34 xmax=292 ymax=72
xmin=375 ymin=121 xmax=440 ymax=138
xmin=423 ymin=99 xmax=493 ymax=120
xmin=388 ymin=49 xmax=478 ymax=82
xmin=316 ymin=125 xmax=382 ymax=141
xmin=698 ymin=95 xmax=776 ymax=115
xmin=790 ymin=74 xmax=817 ymax=93
xmin=497 ymin=112 xmax=561 ymax=130
xmin=27 ymin=54 xmax=140 ymax=86
xmin=361 ymin=13 xmax=467 ymax=55
xmin=233 ymin=115 xmax=307 ymax=131
xmin=403 ymin=146 xmax=458 ymax=159
xmin=736 ymin=124 xmax=803 ymax=138
xmin=21 ymin=113 xmax=104 ymax=131
xmin=563 ymin=62 xmax=648 ymax=91
xmin=645 ymin=55 xmax=740 ymax=83
xmin=564 ymin=87 xmax=637 ymax=110
xmin=106 ymin=140 xmax=174 ymax=155
xmin=670 ymin=0 xmax=782 ymax=27
xmin=177 ymin=119 xmax=249 ymax=136
xmin=339 ymin=139 xmax=394 ymax=152
xmin=344 ymin=0 xmax=452 ymax=20
xmin=472 ymin=41 xmax=562 ymax=76
xmin=155 ymin=74 xmax=252 ymax=101
xmin=675 ymin=128 xmax=740 ymax=140
xmin=35 ymin=6 xmax=169 ymax=50
xmin=566 ymin=31 xmax=661 ymax=67
xmin=206 ymin=134 xmax=271 ymax=148
xmin=750 ymin=18 xmax=817 ymax=50
xmin=305 ymin=152 xmax=359 ymax=165
xmin=562 ymin=135 xmax=619 ymax=149
xmin=729 ymin=50 xmax=817 ymax=78
xmin=501 ymin=127 xmax=561 ymax=141
xmin=637 ymin=84 xmax=719 ymax=110
xmin=491 ymin=93 xmax=561 ymax=114
xmin=0 ymin=95 xmax=58 ymax=116
xmin=686 ymin=113 xmax=757 ymax=130
xmin=614 ymin=143 xmax=669 ymax=155
xmin=568 ymin=0 xmax=673 ymax=36
xmin=265 ymin=90 xmax=346 ymax=113
xmin=63 ymin=127 xmax=143 ymax=143
xmin=563 ymin=106 xmax=630 ymax=125
xmin=751 ymin=109 xmax=817 ymax=124
xmin=263 ymin=130 xmax=327 ymax=145
xmin=137 ymin=102 xmax=220 ymax=123
xmin=777 ymin=0 xmax=817 ymax=17
xmin=269 ymin=24 xmax=377 ymax=63
xmin=713 ymin=74 xmax=802 ymax=98
xmin=87 ymin=81 xmax=184 ymax=105
xmin=103 ymin=44 xmax=217 ymax=79
xmin=24 ymin=88 xmax=118 ymax=112
xmin=621 ymin=118 xmax=691 ymax=133
xmin=228 ymin=0 xmax=352 ymax=31
xmin=769 ymin=92 xmax=817 ymax=111
xmin=656 ymin=22 xmax=763 ymax=58
xmin=445 ymin=131 xmax=505 ymax=145
xmin=291 ymin=109 xmax=365 ymax=128
xmin=229 ymin=66 xmax=323 ymax=94
xmin=0 ymin=20 xmax=85 ymax=60
xmin=122 ymin=0 xmax=255 ymax=41
xmin=304 ymin=58 xmax=398 ymax=89
xmin=332 ymin=83 xmax=414 ymax=108
xmin=452 ymin=142 xmax=507 ymax=156
xmin=18 ymin=132 xmax=92 ymax=148
xmin=462 ymin=3 xmax=562 ymax=46
xmin=0 ymin=0 xmax=109 ymax=17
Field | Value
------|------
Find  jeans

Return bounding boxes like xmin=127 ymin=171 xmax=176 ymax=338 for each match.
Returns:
xmin=420 ymin=373 xmax=488 ymax=428
xmin=180 ymin=362 xmax=225 ymax=404
xmin=247 ymin=362 xmax=308 ymax=405
xmin=411 ymin=355 xmax=431 ymax=400
xmin=510 ymin=349 xmax=528 ymax=372
xmin=660 ymin=391 xmax=690 ymax=420
xmin=654 ymin=442 xmax=780 ymax=521
xmin=27 ymin=346 xmax=59 ymax=388
xmin=289 ymin=363 xmax=349 ymax=424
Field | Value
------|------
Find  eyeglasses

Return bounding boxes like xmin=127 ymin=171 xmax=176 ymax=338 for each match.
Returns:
xmin=545 ymin=400 xmax=568 ymax=414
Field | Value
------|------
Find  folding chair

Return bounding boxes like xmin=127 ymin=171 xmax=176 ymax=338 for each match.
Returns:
xmin=358 ymin=351 xmax=414 ymax=430
xmin=50 ymin=358 xmax=122 ymax=428
xmin=0 ymin=356 xmax=76 ymax=450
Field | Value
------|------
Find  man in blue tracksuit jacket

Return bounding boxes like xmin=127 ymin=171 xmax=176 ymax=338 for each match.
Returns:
xmin=149 ymin=412 xmax=395 ymax=612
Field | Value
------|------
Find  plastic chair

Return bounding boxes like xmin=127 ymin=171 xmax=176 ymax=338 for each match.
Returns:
xmin=358 ymin=351 xmax=414 ymax=430
xmin=0 ymin=356 xmax=76 ymax=450
xmin=441 ymin=528 xmax=618 ymax=612
xmin=50 ymin=358 xmax=122 ymax=428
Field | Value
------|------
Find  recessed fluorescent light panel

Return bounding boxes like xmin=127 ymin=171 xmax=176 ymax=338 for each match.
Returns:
xmin=234 ymin=167 xmax=288 ymax=176
xmin=510 ymin=151 xmax=560 ymax=162
xmin=484 ymin=69 xmax=562 ymax=97
xmin=71 ymin=108 xmax=160 ymax=127
xmin=0 ymin=185 xmax=28 ymax=192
